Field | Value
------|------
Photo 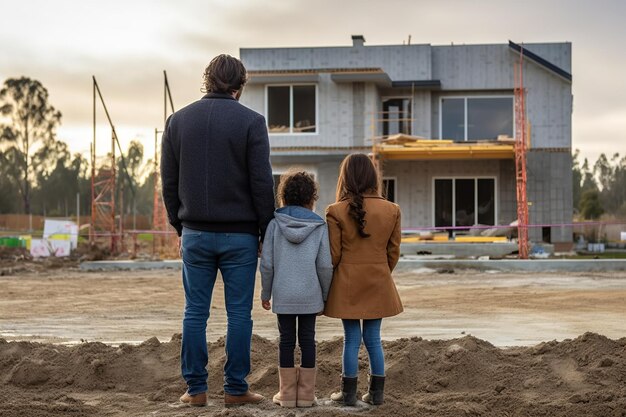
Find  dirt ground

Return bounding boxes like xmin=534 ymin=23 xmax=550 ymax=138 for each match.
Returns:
xmin=1 ymin=262 xmax=626 ymax=416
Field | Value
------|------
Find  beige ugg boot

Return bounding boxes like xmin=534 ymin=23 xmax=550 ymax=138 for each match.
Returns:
xmin=272 ymin=367 xmax=297 ymax=408
xmin=296 ymin=366 xmax=317 ymax=407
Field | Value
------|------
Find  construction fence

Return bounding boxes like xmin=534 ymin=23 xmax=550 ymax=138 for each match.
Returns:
xmin=2 ymin=213 xmax=626 ymax=260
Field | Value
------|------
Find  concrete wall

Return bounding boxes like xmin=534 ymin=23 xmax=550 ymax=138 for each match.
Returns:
xmin=241 ymin=44 xmax=432 ymax=80
xmin=526 ymin=150 xmax=573 ymax=243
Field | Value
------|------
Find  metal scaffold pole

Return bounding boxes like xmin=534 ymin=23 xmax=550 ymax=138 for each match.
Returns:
xmin=152 ymin=71 xmax=176 ymax=257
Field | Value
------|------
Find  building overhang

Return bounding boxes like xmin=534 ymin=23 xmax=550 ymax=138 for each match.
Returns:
xmin=330 ymin=71 xmax=391 ymax=87
xmin=270 ymin=146 xmax=370 ymax=157
xmin=374 ymin=134 xmax=515 ymax=160
xmin=247 ymin=72 xmax=320 ymax=84
xmin=247 ymin=68 xmax=441 ymax=89
xmin=247 ymin=67 xmax=384 ymax=85
xmin=391 ymin=80 xmax=441 ymax=90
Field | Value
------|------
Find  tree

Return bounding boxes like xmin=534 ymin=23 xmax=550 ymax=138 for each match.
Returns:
xmin=0 ymin=77 xmax=62 ymax=214
xmin=572 ymin=149 xmax=582 ymax=212
xmin=0 ymin=150 xmax=21 ymax=213
xmin=31 ymin=140 xmax=85 ymax=216
xmin=579 ymin=189 xmax=604 ymax=220
xmin=593 ymin=153 xmax=614 ymax=192
xmin=580 ymin=157 xmax=598 ymax=197
xmin=116 ymin=140 xmax=145 ymax=216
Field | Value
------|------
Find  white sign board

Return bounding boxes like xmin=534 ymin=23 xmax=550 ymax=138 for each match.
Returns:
xmin=621 ymin=232 xmax=626 ymax=242
xmin=43 ymin=219 xmax=78 ymax=250
xmin=30 ymin=239 xmax=71 ymax=258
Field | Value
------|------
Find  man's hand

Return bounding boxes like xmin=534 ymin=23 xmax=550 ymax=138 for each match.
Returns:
xmin=261 ymin=300 xmax=271 ymax=310
xmin=177 ymin=237 xmax=182 ymax=258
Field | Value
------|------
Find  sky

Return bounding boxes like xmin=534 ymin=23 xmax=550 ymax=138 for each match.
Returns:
xmin=1 ymin=0 xmax=624 ymax=165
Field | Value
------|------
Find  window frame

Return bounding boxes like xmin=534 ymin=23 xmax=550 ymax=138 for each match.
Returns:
xmin=382 ymin=176 xmax=397 ymax=203
xmin=438 ymin=95 xmax=515 ymax=141
xmin=431 ymin=176 xmax=498 ymax=228
xmin=265 ymin=83 xmax=319 ymax=136
xmin=380 ymin=95 xmax=413 ymax=137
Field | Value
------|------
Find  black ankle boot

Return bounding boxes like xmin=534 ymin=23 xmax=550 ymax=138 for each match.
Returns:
xmin=341 ymin=376 xmax=358 ymax=406
xmin=363 ymin=375 xmax=385 ymax=405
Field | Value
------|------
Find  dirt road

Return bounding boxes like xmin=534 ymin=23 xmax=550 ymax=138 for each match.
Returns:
xmin=1 ymin=266 xmax=625 ymax=346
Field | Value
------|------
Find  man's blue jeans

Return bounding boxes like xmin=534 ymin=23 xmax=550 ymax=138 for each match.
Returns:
xmin=341 ymin=319 xmax=385 ymax=378
xmin=180 ymin=227 xmax=259 ymax=396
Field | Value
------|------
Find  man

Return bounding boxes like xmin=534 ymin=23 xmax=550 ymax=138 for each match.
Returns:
xmin=161 ymin=54 xmax=275 ymax=407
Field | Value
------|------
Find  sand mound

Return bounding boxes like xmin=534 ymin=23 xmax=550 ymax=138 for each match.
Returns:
xmin=1 ymin=333 xmax=625 ymax=416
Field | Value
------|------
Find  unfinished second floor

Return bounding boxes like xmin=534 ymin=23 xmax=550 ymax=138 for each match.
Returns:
xmin=239 ymin=36 xmax=572 ymax=151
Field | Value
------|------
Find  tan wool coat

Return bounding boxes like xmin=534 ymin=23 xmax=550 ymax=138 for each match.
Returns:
xmin=323 ymin=195 xmax=404 ymax=319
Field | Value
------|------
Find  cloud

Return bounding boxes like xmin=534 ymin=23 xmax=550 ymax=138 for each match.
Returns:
xmin=1 ymin=0 xmax=625 ymax=165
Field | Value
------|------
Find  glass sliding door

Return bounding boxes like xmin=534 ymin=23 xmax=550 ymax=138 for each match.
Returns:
xmin=454 ymin=179 xmax=475 ymax=227
xmin=434 ymin=177 xmax=496 ymax=229
xmin=382 ymin=178 xmax=396 ymax=203
xmin=477 ymin=178 xmax=495 ymax=225
xmin=434 ymin=179 xmax=453 ymax=227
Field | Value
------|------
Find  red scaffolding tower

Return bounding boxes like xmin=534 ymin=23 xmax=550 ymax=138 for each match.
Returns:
xmin=90 ymin=76 xmax=135 ymax=253
xmin=514 ymin=47 xmax=530 ymax=259
xmin=90 ymin=78 xmax=117 ymax=252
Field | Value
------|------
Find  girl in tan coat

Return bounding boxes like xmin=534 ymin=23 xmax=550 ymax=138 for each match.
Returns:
xmin=325 ymin=153 xmax=403 ymax=406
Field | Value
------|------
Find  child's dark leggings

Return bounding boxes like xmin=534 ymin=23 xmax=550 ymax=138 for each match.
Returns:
xmin=277 ymin=314 xmax=317 ymax=368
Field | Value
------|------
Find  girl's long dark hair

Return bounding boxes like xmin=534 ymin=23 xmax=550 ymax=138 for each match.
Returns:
xmin=335 ymin=153 xmax=381 ymax=238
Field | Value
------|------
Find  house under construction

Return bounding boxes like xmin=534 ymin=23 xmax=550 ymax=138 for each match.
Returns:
xmin=239 ymin=36 xmax=573 ymax=250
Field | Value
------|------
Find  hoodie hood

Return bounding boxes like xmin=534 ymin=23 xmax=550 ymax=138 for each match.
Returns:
xmin=274 ymin=206 xmax=325 ymax=244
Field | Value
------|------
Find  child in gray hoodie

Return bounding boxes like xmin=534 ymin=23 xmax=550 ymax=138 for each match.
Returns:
xmin=260 ymin=170 xmax=333 ymax=408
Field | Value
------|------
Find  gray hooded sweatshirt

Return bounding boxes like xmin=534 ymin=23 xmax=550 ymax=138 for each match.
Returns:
xmin=260 ymin=206 xmax=333 ymax=315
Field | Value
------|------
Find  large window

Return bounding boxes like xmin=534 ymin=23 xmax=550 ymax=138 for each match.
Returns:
xmin=267 ymin=85 xmax=316 ymax=134
xmin=382 ymin=98 xmax=411 ymax=137
xmin=434 ymin=178 xmax=496 ymax=228
xmin=440 ymin=97 xmax=513 ymax=141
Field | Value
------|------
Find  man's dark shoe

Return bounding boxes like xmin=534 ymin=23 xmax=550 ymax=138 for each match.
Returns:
xmin=224 ymin=390 xmax=265 ymax=406
xmin=179 ymin=391 xmax=207 ymax=407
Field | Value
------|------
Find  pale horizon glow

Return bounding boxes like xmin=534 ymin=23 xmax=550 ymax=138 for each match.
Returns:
xmin=2 ymin=0 xmax=625 ymax=165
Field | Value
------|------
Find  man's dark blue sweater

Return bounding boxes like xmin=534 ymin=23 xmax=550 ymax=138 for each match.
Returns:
xmin=160 ymin=92 xmax=275 ymax=239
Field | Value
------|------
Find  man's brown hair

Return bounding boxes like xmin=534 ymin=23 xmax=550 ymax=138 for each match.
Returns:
xmin=202 ymin=54 xmax=247 ymax=94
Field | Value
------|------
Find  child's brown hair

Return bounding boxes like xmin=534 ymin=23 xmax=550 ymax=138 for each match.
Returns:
xmin=277 ymin=170 xmax=319 ymax=208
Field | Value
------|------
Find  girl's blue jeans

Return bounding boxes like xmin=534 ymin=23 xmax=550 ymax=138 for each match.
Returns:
xmin=341 ymin=319 xmax=385 ymax=378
